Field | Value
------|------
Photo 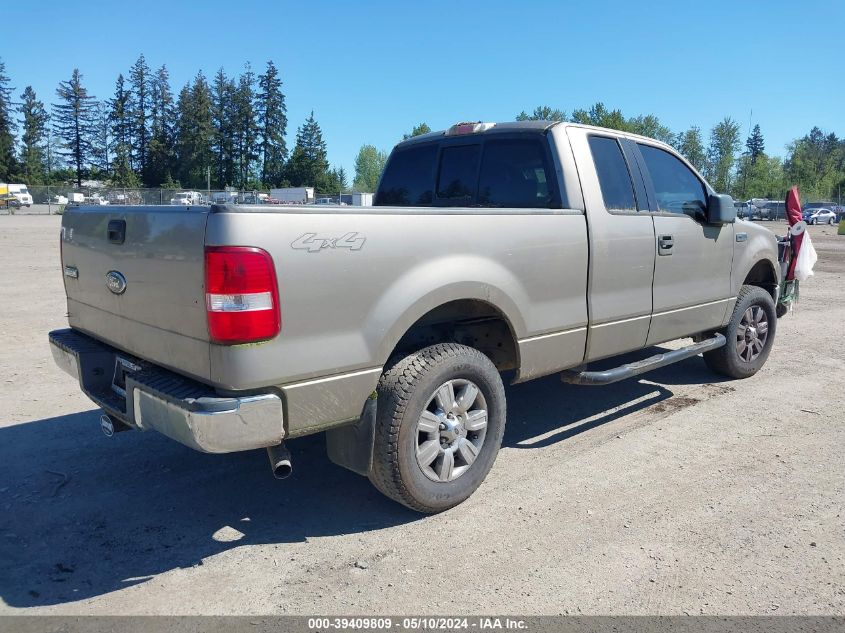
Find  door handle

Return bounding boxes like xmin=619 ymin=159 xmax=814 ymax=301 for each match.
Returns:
xmin=658 ymin=234 xmax=673 ymax=256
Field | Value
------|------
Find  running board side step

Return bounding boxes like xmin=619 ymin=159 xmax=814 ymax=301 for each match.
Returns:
xmin=560 ymin=333 xmax=726 ymax=386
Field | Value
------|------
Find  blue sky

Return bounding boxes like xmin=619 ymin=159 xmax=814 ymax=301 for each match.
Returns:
xmin=3 ymin=0 xmax=843 ymax=176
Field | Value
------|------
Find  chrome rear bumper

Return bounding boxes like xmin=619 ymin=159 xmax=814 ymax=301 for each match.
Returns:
xmin=48 ymin=328 xmax=284 ymax=453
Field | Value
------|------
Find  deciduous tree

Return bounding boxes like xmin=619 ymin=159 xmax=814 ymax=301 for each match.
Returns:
xmin=516 ymin=106 xmax=566 ymax=122
xmin=706 ymin=117 xmax=741 ymax=193
xmin=403 ymin=122 xmax=432 ymax=139
xmin=676 ymin=126 xmax=706 ymax=173
xmin=352 ymin=144 xmax=387 ymax=192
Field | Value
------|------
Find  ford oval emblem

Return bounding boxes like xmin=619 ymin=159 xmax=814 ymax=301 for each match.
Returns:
xmin=105 ymin=270 xmax=127 ymax=295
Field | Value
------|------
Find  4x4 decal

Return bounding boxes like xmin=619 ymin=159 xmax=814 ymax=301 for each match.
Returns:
xmin=291 ymin=232 xmax=366 ymax=252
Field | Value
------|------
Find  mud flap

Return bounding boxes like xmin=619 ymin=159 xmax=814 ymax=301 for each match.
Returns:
xmin=325 ymin=397 xmax=377 ymax=477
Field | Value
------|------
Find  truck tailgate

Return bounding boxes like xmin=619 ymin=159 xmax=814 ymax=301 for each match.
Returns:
xmin=60 ymin=206 xmax=212 ymax=381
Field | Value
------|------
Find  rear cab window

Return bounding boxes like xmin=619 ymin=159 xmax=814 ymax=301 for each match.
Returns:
xmin=587 ymin=136 xmax=637 ymax=212
xmin=375 ymin=133 xmax=559 ymax=209
xmin=375 ymin=144 xmax=437 ymax=206
xmin=436 ymin=145 xmax=480 ymax=202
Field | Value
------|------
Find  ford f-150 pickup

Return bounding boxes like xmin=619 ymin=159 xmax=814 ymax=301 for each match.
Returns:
xmin=49 ymin=120 xmax=786 ymax=512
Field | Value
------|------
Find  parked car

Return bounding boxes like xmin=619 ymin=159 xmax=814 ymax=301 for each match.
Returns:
xmin=237 ymin=193 xmax=260 ymax=204
xmin=50 ymin=120 xmax=784 ymax=513
xmin=803 ymin=207 xmax=837 ymax=225
xmin=734 ymin=201 xmax=751 ymax=219
xmin=211 ymin=192 xmax=238 ymax=204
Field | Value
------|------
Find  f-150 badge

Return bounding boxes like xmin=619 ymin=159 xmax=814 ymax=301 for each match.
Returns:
xmin=291 ymin=232 xmax=365 ymax=252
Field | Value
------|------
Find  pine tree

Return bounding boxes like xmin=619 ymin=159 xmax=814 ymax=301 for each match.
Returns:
xmin=108 ymin=74 xmax=136 ymax=186
xmin=175 ymin=73 xmax=214 ymax=188
xmin=148 ymin=65 xmax=176 ymax=186
xmin=53 ymin=69 xmax=98 ymax=187
xmin=128 ymin=54 xmax=151 ymax=181
xmin=335 ymin=165 xmax=349 ymax=191
xmin=211 ymin=68 xmax=236 ymax=188
xmin=0 ymin=58 xmax=17 ymax=181
xmin=257 ymin=60 xmax=287 ymax=186
xmin=18 ymin=86 xmax=48 ymax=183
xmin=284 ymin=111 xmax=329 ymax=188
xmin=745 ymin=124 xmax=765 ymax=164
xmin=90 ymin=102 xmax=110 ymax=176
xmin=233 ymin=63 xmax=259 ymax=187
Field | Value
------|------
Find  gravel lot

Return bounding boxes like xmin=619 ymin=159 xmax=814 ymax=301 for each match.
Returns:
xmin=0 ymin=215 xmax=843 ymax=615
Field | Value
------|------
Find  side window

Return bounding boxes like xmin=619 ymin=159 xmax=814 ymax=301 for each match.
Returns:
xmin=588 ymin=136 xmax=637 ymax=212
xmin=436 ymin=145 xmax=480 ymax=202
xmin=375 ymin=144 xmax=437 ymax=206
xmin=638 ymin=144 xmax=707 ymax=216
xmin=477 ymin=139 xmax=552 ymax=208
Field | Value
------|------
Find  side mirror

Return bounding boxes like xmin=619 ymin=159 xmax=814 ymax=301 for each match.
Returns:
xmin=707 ymin=193 xmax=736 ymax=225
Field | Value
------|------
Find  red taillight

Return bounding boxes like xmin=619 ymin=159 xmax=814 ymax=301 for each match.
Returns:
xmin=204 ymin=246 xmax=281 ymax=344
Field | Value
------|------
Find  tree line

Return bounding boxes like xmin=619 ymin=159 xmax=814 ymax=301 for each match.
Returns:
xmin=2 ymin=55 xmax=351 ymax=192
xmin=0 ymin=54 xmax=842 ymax=203
xmin=516 ymin=104 xmax=845 ymax=203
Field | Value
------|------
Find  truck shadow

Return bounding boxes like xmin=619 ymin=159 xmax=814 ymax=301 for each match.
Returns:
xmin=0 ymin=352 xmax=718 ymax=607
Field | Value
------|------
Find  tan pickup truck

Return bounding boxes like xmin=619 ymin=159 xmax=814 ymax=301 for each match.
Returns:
xmin=49 ymin=121 xmax=786 ymax=512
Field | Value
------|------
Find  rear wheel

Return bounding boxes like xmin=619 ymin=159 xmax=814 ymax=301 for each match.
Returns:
xmin=368 ymin=343 xmax=506 ymax=513
xmin=703 ymin=285 xmax=777 ymax=379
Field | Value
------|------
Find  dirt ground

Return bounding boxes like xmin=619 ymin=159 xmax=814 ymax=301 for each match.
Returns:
xmin=0 ymin=215 xmax=843 ymax=615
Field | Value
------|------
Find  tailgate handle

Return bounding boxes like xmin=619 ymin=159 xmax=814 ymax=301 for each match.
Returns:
xmin=107 ymin=219 xmax=126 ymax=244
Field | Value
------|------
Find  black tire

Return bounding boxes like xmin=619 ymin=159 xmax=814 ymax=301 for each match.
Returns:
xmin=368 ymin=343 xmax=506 ymax=513
xmin=703 ymin=285 xmax=777 ymax=379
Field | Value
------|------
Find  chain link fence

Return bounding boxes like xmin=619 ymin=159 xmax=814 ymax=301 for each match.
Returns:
xmin=1 ymin=185 xmax=375 ymax=215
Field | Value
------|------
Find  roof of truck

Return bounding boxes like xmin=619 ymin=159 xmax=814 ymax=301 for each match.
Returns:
xmin=396 ymin=120 xmax=558 ymax=148
xmin=395 ymin=120 xmax=673 ymax=151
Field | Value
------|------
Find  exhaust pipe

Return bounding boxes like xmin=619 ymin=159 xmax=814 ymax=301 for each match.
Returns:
xmin=100 ymin=414 xmax=116 ymax=437
xmin=267 ymin=443 xmax=292 ymax=479
xmin=99 ymin=412 xmax=132 ymax=437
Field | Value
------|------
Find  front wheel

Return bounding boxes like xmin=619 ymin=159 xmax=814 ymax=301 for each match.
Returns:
xmin=368 ymin=343 xmax=506 ymax=513
xmin=703 ymin=285 xmax=777 ymax=379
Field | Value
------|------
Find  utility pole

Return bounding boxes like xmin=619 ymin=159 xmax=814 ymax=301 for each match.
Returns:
xmin=207 ymin=166 xmax=211 ymax=203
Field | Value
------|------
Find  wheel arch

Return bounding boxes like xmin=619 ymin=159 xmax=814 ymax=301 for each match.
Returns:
xmin=385 ymin=297 xmax=521 ymax=373
xmin=742 ymin=258 xmax=779 ymax=300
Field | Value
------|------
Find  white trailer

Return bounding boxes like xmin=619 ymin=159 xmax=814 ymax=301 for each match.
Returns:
xmin=352 ymin=192 xmax=374 ymax=206
xmin=270 ymin=187 xmax=314 ymax=204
